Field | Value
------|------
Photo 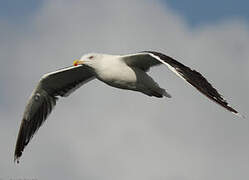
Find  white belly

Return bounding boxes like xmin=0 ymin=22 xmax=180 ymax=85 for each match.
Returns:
xmin=95 ymin=62 xmax=138 ymax=89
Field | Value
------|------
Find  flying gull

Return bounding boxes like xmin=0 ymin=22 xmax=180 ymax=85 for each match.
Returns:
xmin=14 ymin=51 xmax=243 ymax=163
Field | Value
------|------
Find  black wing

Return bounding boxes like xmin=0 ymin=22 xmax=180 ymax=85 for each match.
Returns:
xmin=122 ymin=53 xmax=160 ymax=71
xmin=14 ymin=65 xmax=94 ymax=163
xmin=122 ymin=51 xmax=241 ymax=116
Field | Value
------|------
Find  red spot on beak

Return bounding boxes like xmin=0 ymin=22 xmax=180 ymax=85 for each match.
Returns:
xmin=73 ymin=60 xmax=79 ymax=66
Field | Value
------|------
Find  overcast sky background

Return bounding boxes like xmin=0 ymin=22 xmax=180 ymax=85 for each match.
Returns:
xmin=0 ymin=0 xmax=249 ymax=179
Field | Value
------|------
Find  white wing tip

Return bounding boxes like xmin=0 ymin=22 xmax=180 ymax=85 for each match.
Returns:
xmin=232 ymin=112 xmax=245 ymax=119
xmin=14 ymin=156 xmax=20 ymax=164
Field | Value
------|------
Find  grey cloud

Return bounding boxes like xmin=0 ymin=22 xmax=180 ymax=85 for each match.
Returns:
xmin=0 ymin=0 xmax=249 ymax=179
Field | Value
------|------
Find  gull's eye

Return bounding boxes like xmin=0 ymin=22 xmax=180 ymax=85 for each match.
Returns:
xmin=89 ymin=56 xmax=94 ymax=60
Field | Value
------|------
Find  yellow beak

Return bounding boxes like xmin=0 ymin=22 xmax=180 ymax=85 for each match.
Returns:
xmin=73 ymin=59 xmax=83 ymax=66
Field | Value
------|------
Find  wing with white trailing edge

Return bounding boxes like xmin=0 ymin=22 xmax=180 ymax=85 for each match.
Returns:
xmin=122 ymin=51 xmax=242 ymax=117
xmin=14 ymin=65 xmax=94 ymax=163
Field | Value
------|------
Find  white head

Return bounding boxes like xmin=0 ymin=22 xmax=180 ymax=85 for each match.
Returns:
xmin=73 ymin=53 xmax=104 ymax=68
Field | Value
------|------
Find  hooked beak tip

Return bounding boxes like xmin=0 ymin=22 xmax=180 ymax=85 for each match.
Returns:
xmin=73 ymin=59 xmax=80 ymax=66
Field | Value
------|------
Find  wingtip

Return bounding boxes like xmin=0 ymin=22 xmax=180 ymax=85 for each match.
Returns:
xmin=233 ymin=112 xmax=246 ymax=119
xmin=14 ymin=155 xmax=20 ymax=164
xmin=163 ymin=90 xmax=172 ymax=98
xmin=14 ymin=143 xmax=23 ymax=164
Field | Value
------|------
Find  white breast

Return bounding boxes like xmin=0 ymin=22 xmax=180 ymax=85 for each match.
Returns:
xmin=94 ymin=56 xmax=137 ymax=89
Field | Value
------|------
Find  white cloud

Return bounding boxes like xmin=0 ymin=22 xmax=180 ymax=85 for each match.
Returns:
xmin=0 ymin=0 xmax=248 ymax=179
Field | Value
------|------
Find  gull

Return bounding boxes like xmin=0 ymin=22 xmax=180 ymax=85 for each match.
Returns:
xmin=14 ymin=51 xmax=243 ymax=163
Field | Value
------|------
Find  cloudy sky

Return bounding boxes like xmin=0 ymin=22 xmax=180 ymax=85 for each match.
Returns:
xmin=1 ymin=0 xmax=249 ymax=179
